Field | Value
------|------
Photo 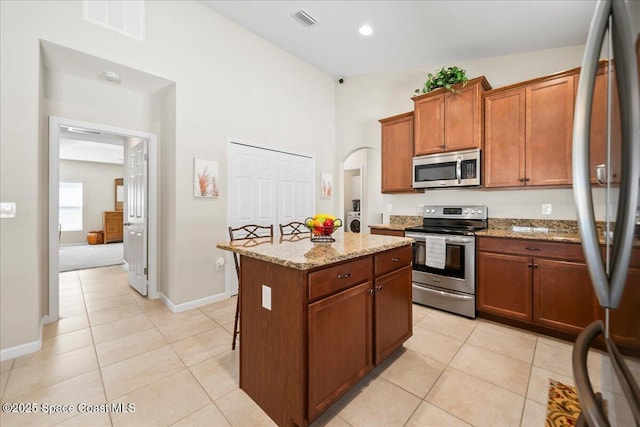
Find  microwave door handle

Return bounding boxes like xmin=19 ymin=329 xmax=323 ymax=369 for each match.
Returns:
xmin=456 ymin=157 xmax=462 ymax=184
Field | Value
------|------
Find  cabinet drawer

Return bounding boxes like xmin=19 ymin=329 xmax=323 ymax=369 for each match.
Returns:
xmin=309 ymin=257 xmax=373 ymax=301
xmin=478 ymin=236 xmax=585 ymax=262
xmin=375 ymin=245 xmax=412 ymax=276
xmin=370 ymin=228 xmax=405 ymax=237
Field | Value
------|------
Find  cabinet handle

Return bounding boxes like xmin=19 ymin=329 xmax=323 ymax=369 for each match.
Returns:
xmin=533 ymin=264 xmax=539 ymax=268
xmin=528 ymin=263 xmax=533 ymax=268
xmin=524 ymin=178 xmax=530 ymax=182
xmin=376 ymin=285 xmax=383 ymax=292
xmin=440 ymin=144 xmax=446 ymax=149
xmin=525 ymin=247 xmax=541 ymax=251
xmin=391 ymin=257 xmax=400 ymax=262
xmin=337 ymin=272 xmax=351 ymax=279
xmin=368 ymin=288 xmax=375 ymax=295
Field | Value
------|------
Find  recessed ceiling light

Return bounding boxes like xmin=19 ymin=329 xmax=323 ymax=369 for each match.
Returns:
xmin=358 ymin=25 xmax=373 ymax=36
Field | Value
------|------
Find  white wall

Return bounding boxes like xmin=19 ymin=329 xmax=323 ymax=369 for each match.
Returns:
xmin=335 ymin=44 xmax=618 ymax=221
xmin=0 ymin=0 xmax=335 ymax=353
xmin=59 ymin=159 xmax=124 ymax=245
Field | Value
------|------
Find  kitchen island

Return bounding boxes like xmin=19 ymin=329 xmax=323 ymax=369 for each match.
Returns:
xmin=217 ymin=232 xmax=413 ymax=426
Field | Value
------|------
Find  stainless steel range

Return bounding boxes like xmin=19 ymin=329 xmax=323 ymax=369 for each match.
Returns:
xmin=405 ymin=205 xmax=488 ymax=318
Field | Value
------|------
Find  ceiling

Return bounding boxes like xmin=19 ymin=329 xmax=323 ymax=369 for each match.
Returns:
xmin=202 ymin=0 xmax=597 ymax=77
xmin=59 ymin=127 xmax=125 ymax=165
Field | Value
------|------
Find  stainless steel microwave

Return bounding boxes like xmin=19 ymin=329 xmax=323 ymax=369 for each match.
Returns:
xmin=412 ymin=148 xmax=481 ymax=189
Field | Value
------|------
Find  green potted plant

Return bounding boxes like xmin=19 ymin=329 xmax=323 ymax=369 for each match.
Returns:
xmin=415 ymin=66 xmax=468 ymax=95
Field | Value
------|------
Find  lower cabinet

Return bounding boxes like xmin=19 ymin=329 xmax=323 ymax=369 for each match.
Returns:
xmin=477 ymin=236 xmax=640 ymax=351
xmin=477 ymin=252 xmax=532 ymax=321
xmin=374 ymin=265 xmax=413 ymax=364
xmin=609 ymin=266 xmax=640 ymax=348
xmin=307 ymin=245 xmax=412 ymax=423
xmin=308 ymin=281 xmax=373 ymax=420
xmin=369 ymin=227 xmax=405 ymax=237
xmin=533 ymin=258 xmax=599 ymax=334
xmin=477 ymin=237 xmax=598 ymax=335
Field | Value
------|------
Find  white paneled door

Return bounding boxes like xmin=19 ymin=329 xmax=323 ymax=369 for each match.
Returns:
xmin=227 ymin=142 xmax=314 ymax=296
xmin=125 ymin=138 xmax=148 ymax=296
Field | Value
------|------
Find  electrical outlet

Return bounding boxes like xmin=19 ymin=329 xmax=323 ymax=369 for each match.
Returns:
xmin=542 ymin=204 xmax=552 ymax=216
xmin=417 ymin=204 xmax=424 ymax=214
xmin=386 ymin=204 xmax=393 ymax=213
xmin=0 ymin=202 xmax=16 ymax=218
xmin=262 ymin=285 xmax=271 ymax=310
xmin=216 ymin=257 xmax=225 ymax=271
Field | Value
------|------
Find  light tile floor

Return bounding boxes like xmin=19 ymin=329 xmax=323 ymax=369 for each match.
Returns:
xmin=0 ymin=265 xmax=637 ymax=426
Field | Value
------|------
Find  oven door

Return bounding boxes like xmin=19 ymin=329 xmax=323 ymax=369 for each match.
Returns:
xmin=406 ymin=232 xmax=475 ymax=295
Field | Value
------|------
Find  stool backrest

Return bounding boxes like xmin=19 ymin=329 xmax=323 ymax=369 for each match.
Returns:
xmin=279 ymin=221 xmax=307 ymax=236
xmin=228 ymin=224 xmax=274 ymax=278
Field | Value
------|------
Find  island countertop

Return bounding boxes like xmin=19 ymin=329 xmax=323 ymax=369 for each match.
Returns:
xmin=216 ymin=231 xmax=413 ymax=270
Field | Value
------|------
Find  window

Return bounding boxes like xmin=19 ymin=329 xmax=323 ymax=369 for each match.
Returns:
xmin=59 ymin=181 xmax=83 ymax=231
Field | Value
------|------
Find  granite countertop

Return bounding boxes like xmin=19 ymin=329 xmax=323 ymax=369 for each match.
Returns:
xmin=216 ymin=232 xmax=412 ymax=270
xmin=368 ymin=224 xmax=407 ymax=231
xmin=369 ymin=215 xmax=422 ymax=231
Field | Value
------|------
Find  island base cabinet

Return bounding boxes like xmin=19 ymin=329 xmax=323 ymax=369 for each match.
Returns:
xmin=477 ymin=252 xmax=533 ymax=321
xmin=374 ymin=266 xmax=413 ymax=364
xmin=533 ymin=258 xmax=599 ymax=335
xmin=308 ymin=282 xmax=373 ymax=422
xmin=240 ymin=257 xmax=307 ymax=427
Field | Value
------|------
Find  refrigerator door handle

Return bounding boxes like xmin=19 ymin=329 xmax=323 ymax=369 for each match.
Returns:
xmin=572 ymin=0 xmax=612 ymax=307
xmin=608 ymin=0 xmax=640 ymax=308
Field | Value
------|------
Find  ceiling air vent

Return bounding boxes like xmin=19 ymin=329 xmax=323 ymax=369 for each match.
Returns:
xmin=293 ymin=10 xmax=318 ymax=27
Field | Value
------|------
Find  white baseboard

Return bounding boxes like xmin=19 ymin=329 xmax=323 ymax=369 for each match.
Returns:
xmin=159 ymin=292 xmax=229 ymax=313
xmin=0 ymin=321 xmax=43 ymax=362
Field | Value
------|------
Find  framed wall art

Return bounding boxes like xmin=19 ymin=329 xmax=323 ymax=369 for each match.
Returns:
xmin=194 ymin=158 xmax=219 ymax=198
xmin=320 ymin=173 xmax=333 ymax=199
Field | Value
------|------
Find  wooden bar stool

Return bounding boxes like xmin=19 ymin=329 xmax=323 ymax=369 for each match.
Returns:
xmin=279 ymin=221 xmax=307 ymax=236
xmin=228 ymin=224 xmax=273 ymax=350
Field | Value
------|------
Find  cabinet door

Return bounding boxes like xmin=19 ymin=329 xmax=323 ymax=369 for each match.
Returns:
xmin=526 ymin=76 xmax=575 ymax=186
xmin=374 ymin=266 xmax=412 ymax=364
xmin=380 ymin=113 xmax=414 ymax=193
xmin=483 ymin=88 xmax=526 ymax=188
xmin=533 ymin=258 xmax=599 ymax=334
xmin=308 ymin=281 xmax=373 ymax=421
xmin=444 ymin=82 xmax=483 ymax=151
xmin=609 ymin=268 xmax=640 ymax=348
xmin=477 ymin=252 xmax=532 ymax=321
xmin=413 ymin=94 xmax=445 ymax=155
xmin=577 ymin=66 xmax=622 ymax=185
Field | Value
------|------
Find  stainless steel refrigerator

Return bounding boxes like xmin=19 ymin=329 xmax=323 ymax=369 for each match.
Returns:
xmin=572 ymin=0 xmax=639 ymax=425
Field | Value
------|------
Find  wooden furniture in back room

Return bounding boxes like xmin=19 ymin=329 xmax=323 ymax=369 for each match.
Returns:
xmin=103 ymin=210 xmax=123 ymax=243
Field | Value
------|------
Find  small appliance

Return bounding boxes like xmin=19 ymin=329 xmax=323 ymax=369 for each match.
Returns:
xmin=412 ymin=148 xmax=481 ymax=189
xmin=347 ymin=211 xmax=361 ymax=233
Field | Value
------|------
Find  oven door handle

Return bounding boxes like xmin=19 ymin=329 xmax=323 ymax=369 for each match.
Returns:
xmin=415 ymin=285 xmax=473 ymax=300
xmin=405 ymin=233 xmax=472 ymax=244
xmin=456 ymin=156 xmax=462 ymax=184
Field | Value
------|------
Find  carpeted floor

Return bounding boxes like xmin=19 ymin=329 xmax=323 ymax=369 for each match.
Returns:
xmin=59 ymin=243 xmax=124 ymax=272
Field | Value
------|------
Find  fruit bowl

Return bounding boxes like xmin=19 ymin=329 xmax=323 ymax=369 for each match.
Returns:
xmin=305 ymin=215 xmax=343 ymax=243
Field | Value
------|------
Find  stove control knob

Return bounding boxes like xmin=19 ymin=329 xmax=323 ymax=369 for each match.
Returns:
xmin=464 ymin=208 xmax=470 ymax=214
xmin=431 ymin=209 xmax=436 ymax=214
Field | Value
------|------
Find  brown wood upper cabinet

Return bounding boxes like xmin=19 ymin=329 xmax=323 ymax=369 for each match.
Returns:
xmin=413 ymin=76 xmax=491 ymax=156
xmin=484 ymin=73 xmax=575 ymax=188
xmin=574 ymin=64 xmax=621 ymax=185
xmin=379 ymin=112 xmax=414 ymax=193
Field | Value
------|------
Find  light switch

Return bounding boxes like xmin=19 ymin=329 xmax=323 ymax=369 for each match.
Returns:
xmin=386 ymin=204 xmax=393 ymax=213
xmin=262 ymin=285 xmax=271 ymax=310
xmin=0 ymin=202 xmax=16 ymax=218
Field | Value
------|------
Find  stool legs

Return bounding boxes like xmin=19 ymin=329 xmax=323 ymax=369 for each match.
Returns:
xmin=232 ymin=293 xmax=240 ymax=350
